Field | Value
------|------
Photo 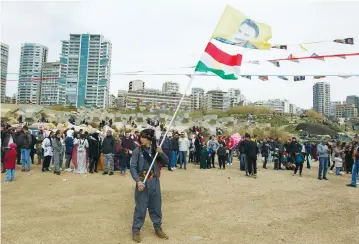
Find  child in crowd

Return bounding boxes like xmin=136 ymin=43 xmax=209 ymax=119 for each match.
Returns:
xmin=217 ymin=143 xmax=227 ymax=169
xmin=334 ymin=153 xmax=343 ymax=175
xmin=281 ymin=151 xmax=288 ymax=167
xmin=4 ymin=143 xmax=17 ymax=183
xmin=293 ymin=152 xmax=304 ymax=176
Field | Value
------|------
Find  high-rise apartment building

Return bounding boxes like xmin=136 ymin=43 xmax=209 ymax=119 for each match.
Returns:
xmin=1 ymin=43 xmax=9 ymax=103
xmin=129 ymin=80 xmax=145 ymax=91
xmin=228 ymin=88 xmax=241 ymax=107
xmin=162 ymin=81 xmax=179 ymax=93
xmin=40 ymin=62 xmax=65 ymax=106
xmin=205 ymin=89 xmax=229 ymax=111
xmin=313 ymin=82 xmax=330 ymax=116
xmin=191 ymin=87 xmax=204 ymax=110
xmin=60 ymin=34 xmax=112 ymax=108
xmin=335 ymin=104 xmax=358 ymax=118
xmin=17 ymin=43 xmax=48 ymax=104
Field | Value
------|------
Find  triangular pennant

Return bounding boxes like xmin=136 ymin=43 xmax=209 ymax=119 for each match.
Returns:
xmin=294 ymin=76 xmax=305 ymax=81
xmin=288 ymin=54 xmax=299 ymax=63
xmin=299 ymin=44 xmax=308 ymax=52
xmin=313 ymin=76 xmax=326 ymax=79
xmin=338 ymin=56 xmax=346 ymax=59
xmin=241 ymin=75 xmax=251 ymax=80
xmin=333 ymin=38 xmax=354 ymax=45
xmin=339 ymin=75 xmax=351 ymax=79
xmin=269 ymin=61 xmax=280 ymax=67
xmin=277 ymin=76 xmax=288 ymax=80
xmin=249 ymin=60 xmax=260 ymax=65
xmin=259 ymin=76 xmax=269 ymax=81
xmin=311 ymin=53 xmax=325 ymax=61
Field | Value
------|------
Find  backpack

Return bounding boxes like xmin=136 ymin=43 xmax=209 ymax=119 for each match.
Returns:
xmin=78 ymin=140 xmax=85 ymax=152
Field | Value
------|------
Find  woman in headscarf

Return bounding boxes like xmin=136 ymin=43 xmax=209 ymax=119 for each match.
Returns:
xmin=52 ymin=130 xmax=63 ymax=175
xmin=130 ymin=128 xmax=169 ymax=243
xmin=74 ymin=133 xmax=89 ymax=174
xmin=42 ymin=131 xmax=54 ymax=172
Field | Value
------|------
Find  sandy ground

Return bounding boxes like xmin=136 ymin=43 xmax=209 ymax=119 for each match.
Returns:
xmin=1 ymin=159 xmax=359 ymax=244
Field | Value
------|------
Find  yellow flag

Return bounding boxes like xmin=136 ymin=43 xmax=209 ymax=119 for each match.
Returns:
xmin=211 ymin=5 xmax=272 ymax=50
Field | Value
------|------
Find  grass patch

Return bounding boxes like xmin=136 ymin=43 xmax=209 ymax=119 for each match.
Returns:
xmin=182 ymin=118 xmax=189 ymax=123
xmin=209 ymin=119 xmax=217 ymax=125
xmin=136 ymin=118 xmax=143 ymax=123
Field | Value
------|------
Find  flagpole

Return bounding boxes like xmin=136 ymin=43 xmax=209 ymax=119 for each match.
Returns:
xmin=143 ymin=73 xmax=195 ymax=184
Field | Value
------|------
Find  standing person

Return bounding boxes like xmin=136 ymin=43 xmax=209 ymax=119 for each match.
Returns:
xmin=122 ymin=131 xmax=136 ymax=170
xmin=20 ymin=126 xmax=33 ymax=173
xmin=52 ymin=131 xmax=63 ymax=175
xmin=36 ymin=129 xmax=45 ymax=165
xmin=237 ymin=139 xmax=246 ymax=172
xmin=293 ymin=152 xmax=304 ymax=177
xmin=305 ymin=142 xmax=313 ymax=169
xmin=330 ymin=141 xmax=341 ymax=172
xmin=194 ymin=133 xmax=202 ymax=165
xmin=14 ymin=127 xmax=23 ymax=165
xmin=178 ymin=132 xmax=189 ymax=170
xmin=207 ymin=136 xmax=219 ymax=168
xmin=189 ymin=136 xmax=195 ymax=163
xmin=261 ymin=139 xmax=269 ymax=169
xmin=247 ymin=134 xmax=259 ymax=177
xmin=217 ymin=143 xmax=227 ymax=169
xmin=170 ymin=132 xmax=179 ymax=170
xmin=3 ymin=143 xmax=17 ymax=183
xmin=200 ymin=142 xmax=208 ymax=170
xmin=74 ymin=134 xmax=89 ymax=174
xmin=344 ymin=144 xmax=354 ymax=174
xmin=347 ymin=143 xmax=359 ymax=188
xmin=64 ymin=131 xmax=74 ymax=172
xmin=317 ymin=140 xmax=330 ymax=180
xmin=102 ymin=130 xmax=116 ymax=176
xmin=88 ymin=132 xmax=100 ymax=174
xmin=42 ymin=131 xmax=54 ymax=172
xmin=334 ymin=152 xmax=343 ymax=176
xmin=30 ymin=132 xmax=36 ymax=165
xmin=130 ymin=128 xmax=169 ymax=243
xmin=159 ymin=130 xmax=172 ymax=171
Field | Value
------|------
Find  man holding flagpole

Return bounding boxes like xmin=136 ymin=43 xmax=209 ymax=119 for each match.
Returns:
xmin=130 ymin=128 xmax=169 ymax=243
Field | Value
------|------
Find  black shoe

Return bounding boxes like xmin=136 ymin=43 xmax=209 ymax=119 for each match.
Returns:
xmin=102 ymin=171 xmax=108 ymax=175
xmin=323 ymin=177 xmax=328 ymax=180
xmin=89 ymin=171 xmax=94 ymax=174
xmin=168 ymin=169 xmax=173 ymax=171
xmin=318 ymin=177 xmax=322 ymax=180
xmin=109 ymin=172 xmax=114 ymax=176
xmin=94 ymin=170 xmax=98 ymax=173
xmin=212 ymin=166 xmax=216 ymax=168
xmin=346 ymin=184 xmax=357 ymax=188
xmin=42 ymin=169 xmax=46 ymax=173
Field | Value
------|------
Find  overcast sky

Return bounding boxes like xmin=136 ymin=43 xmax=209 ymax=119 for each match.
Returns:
xmin=1 ymin=0 xmax=359 ymax=109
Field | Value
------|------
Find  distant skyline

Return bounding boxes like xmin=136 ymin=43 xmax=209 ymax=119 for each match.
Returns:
xmin=1 ymin=0 xmax=359 ymax=109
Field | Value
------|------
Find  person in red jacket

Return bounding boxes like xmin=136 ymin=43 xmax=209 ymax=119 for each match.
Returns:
xmin=4 ymin=143 xmax=17 ymax=182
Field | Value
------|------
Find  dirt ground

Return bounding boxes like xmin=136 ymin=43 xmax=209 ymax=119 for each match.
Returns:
xmin=1 ymin=159 xmax=359 ymax=244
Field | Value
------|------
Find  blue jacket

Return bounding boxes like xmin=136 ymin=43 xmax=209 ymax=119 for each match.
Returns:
xmin=65 ymin=137 xmax=74 ymax=154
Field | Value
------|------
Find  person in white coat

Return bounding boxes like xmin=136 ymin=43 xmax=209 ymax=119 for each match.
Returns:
xmin=178 ymin=132 xmax=190 ymax=170
xmin=74 ymin=134 xmax=89 ymax=174
xmin=42 ymin=131 xmax=54 ymax=172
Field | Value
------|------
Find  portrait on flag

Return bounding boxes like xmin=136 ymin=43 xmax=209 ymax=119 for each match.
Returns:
xmin=212 ymin=5 xmax=272 ymax=50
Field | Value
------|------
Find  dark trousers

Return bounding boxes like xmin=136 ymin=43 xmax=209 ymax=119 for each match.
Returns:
xmin=195 ymin=147 xmax=201 ymax=163
xmin=247 ymin=156 xmax=257 ymax=175
xmin=17 ymin=147 xmax=21 ymax=164
xmin=30 ymin=149 xmax=35 ymax=164
xmin=218 ymin=155 xmax=226 ymax=169
xmin=163 ymin=150 xmax=171 ymax=170
xmin=210 ymin=152 xmax=216 ymax=167
xmin=43 ymin=155 xmax=52 ymax=170
xmin=294 ymin=163 xmax=303 ymax=175
xmin=189 ymin=151 xmax=195 ymax=162
xmin=263 ymin=156 xmax=268 ymax=168
xmin=89 ymin=156 xmax=99 ymax=172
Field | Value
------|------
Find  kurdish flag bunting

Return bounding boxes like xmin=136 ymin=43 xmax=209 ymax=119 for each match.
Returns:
xmin=333 ymin=38 xmax=354 ymax=45
xmin=259 ymin=76 xmax=269 ymax=81
xmin=269 ymin=61 xmax=280 ymax=67
xmin=278 ymin=76 xmax=288 ymax=80
xmin=294 ymin=76 xmax=305 ymax=81
xmin=195 ymin=42 xmax=242 ymax=80
xmin=311 ymin=53 xmax=325 ymax=61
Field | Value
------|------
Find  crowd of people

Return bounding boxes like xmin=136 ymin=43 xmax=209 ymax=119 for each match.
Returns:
xmin=1 ymin=122 xmax=358 ymax=188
